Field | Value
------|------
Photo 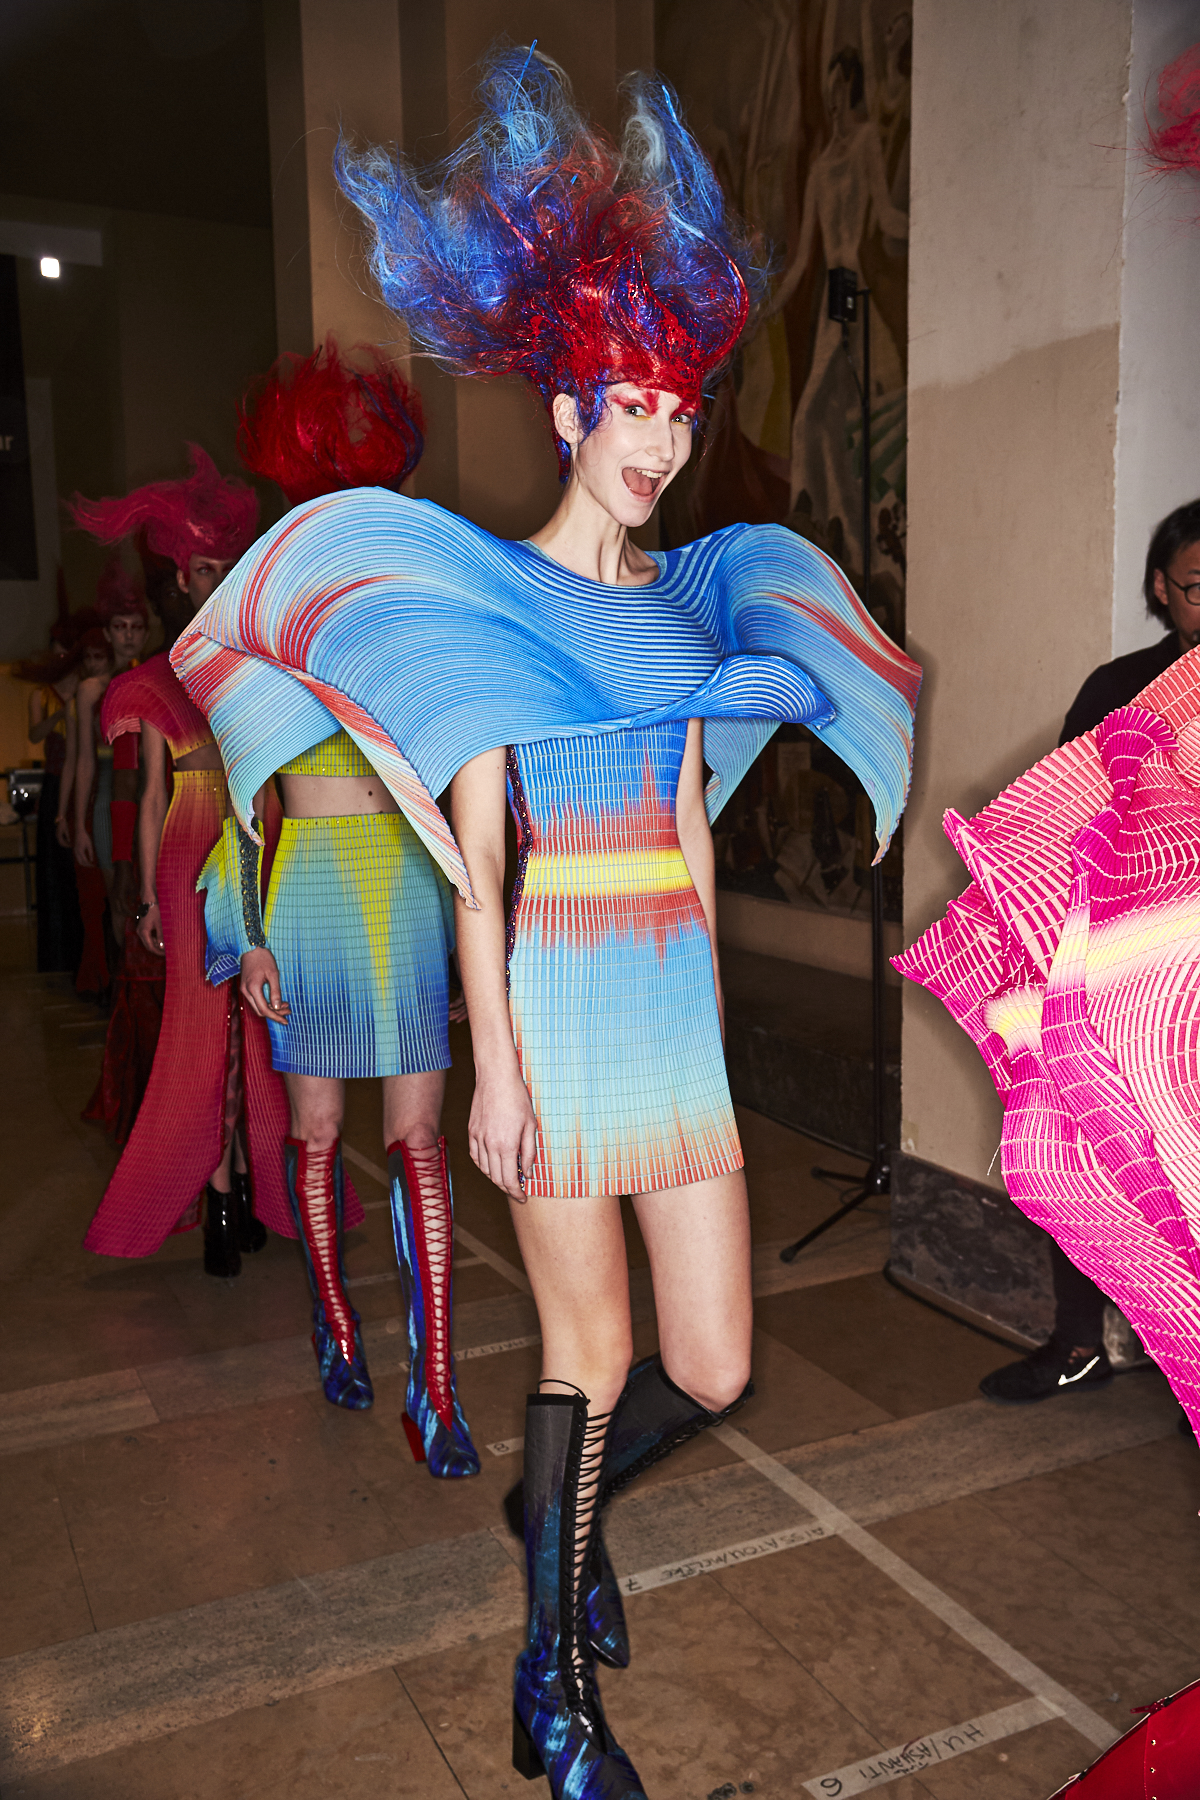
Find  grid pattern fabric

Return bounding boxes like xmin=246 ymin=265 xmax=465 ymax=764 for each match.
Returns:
xmin=278 ymin=727 xmax=375 ymax=779
xmin=83 ymin=773 xmax=305 ymax=1255
xmin=171 ymin=489 xmax=920 ymax=905
xmin=264 ymin=810 xmax=453 ymax=1079
xmin=895 ymin=675 xmax=1200 ymax=1431
xmin=507 ymin=721 xmax=741 ymax=1200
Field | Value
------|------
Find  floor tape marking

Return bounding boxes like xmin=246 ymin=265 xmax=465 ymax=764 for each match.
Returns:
xmin=802 ymin=1695 xmax=1060 ymax=1796
xmin=712 ymin=1425 xmax=1116 ymax=1753
xmin=450 ymin=1224 xmax=530 ymax=1293
xmin=342 ymin=1143 xmax=388 ymax=1185
xmin=454 ymin=1333 xmax=540 ymax=1363
xmin=487 ymin=1436 xmax=524 ymax=1457
xmin=619 ymin=1522 xmax=832 ymax=1596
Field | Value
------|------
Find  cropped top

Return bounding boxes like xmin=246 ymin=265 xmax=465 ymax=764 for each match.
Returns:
xmin=278 ymin=729 xmax=374 ymax=779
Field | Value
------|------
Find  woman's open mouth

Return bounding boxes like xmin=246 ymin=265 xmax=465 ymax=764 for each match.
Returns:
xmin=621 ymin=468 xmax=665 ymax=500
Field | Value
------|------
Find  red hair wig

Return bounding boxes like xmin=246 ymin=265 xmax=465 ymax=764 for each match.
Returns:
xmin=69 ymin=445 xmax=259 ymax=577
xmin=238 ymin=337 xmax=425 ymax=505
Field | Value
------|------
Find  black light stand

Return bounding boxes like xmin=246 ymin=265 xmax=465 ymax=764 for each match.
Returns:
xmin=780 ymin=268 xmax=891 ymax=1264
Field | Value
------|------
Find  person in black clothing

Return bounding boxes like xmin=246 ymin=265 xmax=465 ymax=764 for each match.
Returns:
xmin=982 ymin=497 xmax=1200 ymax=1403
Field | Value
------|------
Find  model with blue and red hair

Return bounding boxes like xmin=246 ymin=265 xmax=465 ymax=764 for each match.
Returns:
xmin=209 ymin=338 xmax=478 ymax=1465
xmin=173 ymin=49 xmax=920 ymax=1796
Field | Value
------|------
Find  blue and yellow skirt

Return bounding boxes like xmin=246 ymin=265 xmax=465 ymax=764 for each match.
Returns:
xmin=264 ymin=811 xmax=453 ymax=1079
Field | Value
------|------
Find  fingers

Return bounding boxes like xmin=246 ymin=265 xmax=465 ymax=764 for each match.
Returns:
xmin=241 ymin=978 xmax=286 ymax=1022
xmin=467 ymin=1127 xmax=536 ymax=1201
xmin=519 ymin=1115 xmax=538 ymax=1193
xmin=240 ymin=981 xmax=268 ymax=1020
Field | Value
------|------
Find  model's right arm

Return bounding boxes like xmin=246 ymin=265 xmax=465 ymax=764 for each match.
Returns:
xmin=73 ymin=679 xmax=99 ymax=864
xmin=136 ymin=721 xmax=170 ymax=954
xmin=450 ymin=747 xmax=537 ymax=1200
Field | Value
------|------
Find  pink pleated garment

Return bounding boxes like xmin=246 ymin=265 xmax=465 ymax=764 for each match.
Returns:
xmin=84 ymin=658 xmax=363 ymax=1255
xmin=895 ymin=650 xmax=1200 ymax=1430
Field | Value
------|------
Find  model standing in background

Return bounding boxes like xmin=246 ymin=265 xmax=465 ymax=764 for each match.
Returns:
xmin=71 ymin=567 xmax=148 ymax=998
xmin=194 ymin=342 xmax=477 ymax=1464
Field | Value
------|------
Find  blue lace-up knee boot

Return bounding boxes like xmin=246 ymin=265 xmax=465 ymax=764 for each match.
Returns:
xmin=284 ymin=1136 xmax=374 ymax=1410
xmin=512 ymin=1388 xmax=646 ymax=1798
xmin=505 ymin=1353 xmax=752 ymax=1669
xmin=388 ymin=1137 xmax=480 ymax=1477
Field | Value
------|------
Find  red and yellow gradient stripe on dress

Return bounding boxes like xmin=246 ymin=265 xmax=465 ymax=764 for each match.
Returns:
xmin=506 ymin=720 xmax=742 ymax=1201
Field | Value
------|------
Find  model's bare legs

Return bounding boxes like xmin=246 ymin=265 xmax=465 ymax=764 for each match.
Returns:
xmin=508 ymin=1192 xmax=634 ymax=1415
xmin=284 ymin=1072 xmax=345 ymax=1148
xmin=632 ymin=1168 xmax=752 ymax=1410
xmin=285 ymin=1069 xmax=447 ymax=1154
xmin=382 ymin=1068 xmax=446 ymax=1151
xmin=507 ymin=1167 xmax=751 ymax=1413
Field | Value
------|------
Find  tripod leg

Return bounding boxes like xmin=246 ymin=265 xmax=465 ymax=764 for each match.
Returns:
xmin=780 ymin=1183 xmax=873 ymax=1262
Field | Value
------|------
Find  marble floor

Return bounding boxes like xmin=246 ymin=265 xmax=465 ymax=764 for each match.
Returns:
xmin=2 ymin=904 xmax=1199 ymax=1800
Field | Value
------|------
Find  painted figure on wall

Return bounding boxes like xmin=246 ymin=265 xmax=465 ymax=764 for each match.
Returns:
xmin=656 ymin=0 xmax=911 ymax=919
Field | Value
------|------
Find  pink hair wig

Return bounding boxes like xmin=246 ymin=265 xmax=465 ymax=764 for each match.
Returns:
xmin=1146 ymin=42 xmax=1200 ymax=179
xmin=69 ymin=445 xmax=259 ymax=577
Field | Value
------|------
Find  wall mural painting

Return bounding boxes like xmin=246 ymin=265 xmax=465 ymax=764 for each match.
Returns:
xmin=655 ymin=0 xmax=910 ymax=924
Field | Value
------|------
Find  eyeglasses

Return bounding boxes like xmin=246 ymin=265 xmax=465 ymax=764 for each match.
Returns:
xmin=1166 ymin=572 xmax=1200 ymax=606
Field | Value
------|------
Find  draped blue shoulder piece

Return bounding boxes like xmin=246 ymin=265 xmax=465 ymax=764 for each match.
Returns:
xmin=171 ymin=489 xmax=921 ymax=904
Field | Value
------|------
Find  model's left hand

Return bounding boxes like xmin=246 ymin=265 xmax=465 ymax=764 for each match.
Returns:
xmin=240 ymin=947 xmax=290 ymax=1022
xmin=468 ymin=1061 xmax=538 ymax=1201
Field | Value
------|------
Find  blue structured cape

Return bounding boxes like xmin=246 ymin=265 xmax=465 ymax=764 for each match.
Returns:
xmin=172 ymin=489 xmax=921 ymax=906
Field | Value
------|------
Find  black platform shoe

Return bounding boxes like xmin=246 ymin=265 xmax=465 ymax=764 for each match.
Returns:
xmin=231 ymin=1170 xmax=267 ymax=1253
xmin=203 ymin=1184 xmax=242 ymax=1278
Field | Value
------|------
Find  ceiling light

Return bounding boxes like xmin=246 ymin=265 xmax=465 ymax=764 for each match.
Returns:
xmin=39 ymin=257 xmax=61 ymax=279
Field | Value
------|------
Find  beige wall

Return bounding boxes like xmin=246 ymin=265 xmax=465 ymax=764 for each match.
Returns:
xmin=113 ymin=212 xmax=276 ymax=495
xmin=902 ymin=0 xmax=1133 ymax=1184
xmin=263 ymin=0 xmax=654 ymax=539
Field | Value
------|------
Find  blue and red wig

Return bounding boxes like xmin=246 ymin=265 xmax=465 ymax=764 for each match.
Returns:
xmin=237 ymin=337 xmax=425 ymax=506
xmin=335 ymin=46 xmax=762 ymax=476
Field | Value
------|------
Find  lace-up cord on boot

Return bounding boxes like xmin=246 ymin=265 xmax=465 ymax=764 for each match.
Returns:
xmin=402 ymin=1141 xmax=454 ymax=1422
xmin=293 ymin=1140 xmax=357 ymax=1366
xmin=541 ymin=1381 xmax=612 ymax=1697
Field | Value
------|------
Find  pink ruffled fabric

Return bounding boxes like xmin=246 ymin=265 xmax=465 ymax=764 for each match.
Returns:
xmin=896 ymin=651 xmax=1200 ymax=1427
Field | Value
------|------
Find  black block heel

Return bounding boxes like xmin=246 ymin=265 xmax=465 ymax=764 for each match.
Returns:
xmin=512 ymin=1707 xmax=544 ymax=1780
xmin=203 ymin=1185 xmax=241 ymax=1278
